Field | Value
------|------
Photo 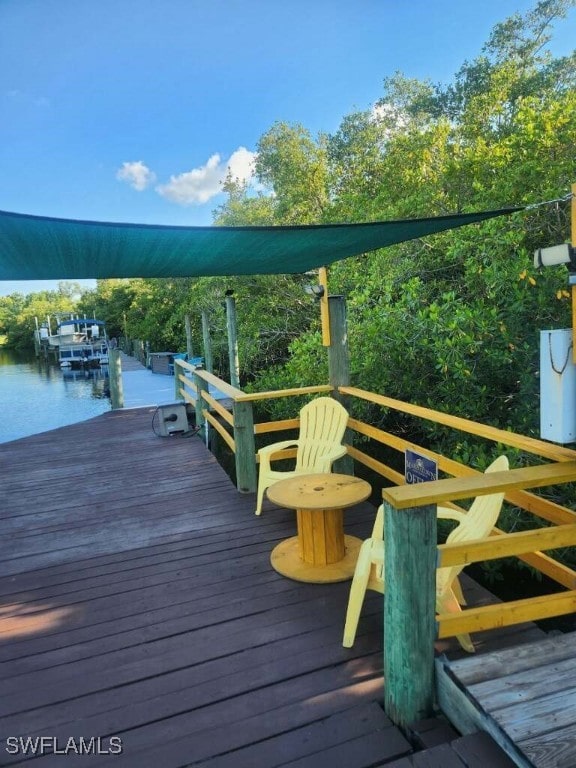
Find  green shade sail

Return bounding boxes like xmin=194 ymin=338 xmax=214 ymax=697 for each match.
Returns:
xmin=0 ymin=206 xmax=522 ymax=281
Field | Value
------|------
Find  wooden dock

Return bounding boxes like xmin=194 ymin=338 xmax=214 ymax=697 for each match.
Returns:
xmin=0 ymin=407 xmax=566 ymax=766
xmin=437 ymin=632 xmax=576 ymax=768
xmin=118 ymin=351 xmax=180 ymax=408
xmin=118 ymin=351 xmax=231 ymax=410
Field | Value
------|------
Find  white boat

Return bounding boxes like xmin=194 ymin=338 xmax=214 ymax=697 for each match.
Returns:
xmin=35 ymin=316 xmax=110 ymax=369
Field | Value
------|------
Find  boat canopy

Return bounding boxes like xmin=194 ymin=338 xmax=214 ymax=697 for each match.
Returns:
xmin=57 ymin=319 xmax=106 ymax=327
xmin=0 ymin=206 xmax=523 ymax=280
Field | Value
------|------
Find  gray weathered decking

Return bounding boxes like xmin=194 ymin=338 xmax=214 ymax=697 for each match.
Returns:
xmin=0 ymin=406 xmax=561 ymax=766
xmin=437 ymin=632 xmax=576 ymax=768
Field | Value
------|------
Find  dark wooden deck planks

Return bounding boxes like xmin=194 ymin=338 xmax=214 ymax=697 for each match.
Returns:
xmin=0 ymin=409 xmax=400 ymax=767
xmin=385 ymin=731 xmax=519 ymax=767
xmin=0 ymin=407 xmax=555 ymax=767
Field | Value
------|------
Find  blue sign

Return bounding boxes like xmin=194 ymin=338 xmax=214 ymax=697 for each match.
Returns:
xmin=405 ymin=449 xmax=438 ymax=484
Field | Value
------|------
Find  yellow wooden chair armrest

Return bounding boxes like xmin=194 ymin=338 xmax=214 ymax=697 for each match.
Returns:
xmin=258 ymin=439 xmax=300 ymax=461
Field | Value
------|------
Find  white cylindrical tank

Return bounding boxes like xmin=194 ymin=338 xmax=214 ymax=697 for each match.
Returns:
xmin=540 ymin=328 xmax=576 ymax=444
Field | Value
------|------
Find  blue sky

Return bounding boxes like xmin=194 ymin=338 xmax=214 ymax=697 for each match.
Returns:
xmin=0 ymin=0 xmax=574 ymax=296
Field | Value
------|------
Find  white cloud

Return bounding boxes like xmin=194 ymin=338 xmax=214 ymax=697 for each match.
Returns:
xmin=227 ymin=147 xmax=258 ymax=184
xmin=156 ymin=147 xmax=257 ymax=206
xmin=116 ymin=161 xmax=156 ymax=191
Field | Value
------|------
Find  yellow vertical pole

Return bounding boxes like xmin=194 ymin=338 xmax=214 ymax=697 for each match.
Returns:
xmin=571 ymin=183 xmax=576 ymax=362
xmin=319 ymin=266 xmax=331 ymax=347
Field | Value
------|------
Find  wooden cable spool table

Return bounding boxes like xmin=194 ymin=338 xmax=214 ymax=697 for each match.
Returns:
xmin=266 ymin=473 xmax=372 ymax=583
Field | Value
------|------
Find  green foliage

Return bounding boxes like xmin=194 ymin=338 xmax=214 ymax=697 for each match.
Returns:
xmin=212 ymin=176 xmax=276 ymax=226
xmin=254 ymin=122 xmax=329 ymax=223
xmin=76 ymin=279 xmax=136 ymax=340
xmin=0 ymin=283 xmax=80 ymax=349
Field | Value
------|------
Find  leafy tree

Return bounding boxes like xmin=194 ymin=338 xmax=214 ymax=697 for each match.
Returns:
xmin=0 ymin=287 xmax=80 ymax=350
xmin=212 ymin=176 xmax=276 ymax=226
xmin=185 ymin=274 xmax=317 ymax=384
xmin=0 ymin=293 xmax=26 ymax=344
xmin=231 ymin=0 xmax=576 ymax=459
xmin=76 ymin=279 xmax=136 ymax=340
xmin=253 ymin=122 xmax=329 ymax=224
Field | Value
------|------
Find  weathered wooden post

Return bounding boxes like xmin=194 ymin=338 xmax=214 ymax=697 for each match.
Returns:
xmin=185 ymin=314 xmax=194 ymax=360
xmin=201 ymin=310 xmax=214 ymax=373
xmin=194 ymin=371 xmax=210 ymax=444
xmin=133 ymin=339 xmax=143 ymax=364
xmin=233 ymin=399 xmax=257 ymax=493
xmin=33 ymin=317 xmax=40 ymax=357
xmin=108 ymin=348 xmax=124 ymax=409
xmin=382 ymin=496 xmax=437 ymax=727
xmin=174 ymin=359 xmax=183 ymax=401
xmin=225 ymin=292 xmax=240 ymax=388
xmin=327 ymin=294 xmax=354 ymax=475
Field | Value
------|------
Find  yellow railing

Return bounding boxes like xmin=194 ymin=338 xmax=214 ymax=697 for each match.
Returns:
xmin=174 ymin=361 xmax=576 ymax=650
xmin=345 ymin=389 xmax=576 ymax=643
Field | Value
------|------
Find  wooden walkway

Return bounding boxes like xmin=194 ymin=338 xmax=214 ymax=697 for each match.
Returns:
xmin=118 ymin=351 xmax=232 ymax=409
xmin=437 ymin=632 xmax=576 ymax=768
xmin=0 ymin=407 xmax=557 ymax=766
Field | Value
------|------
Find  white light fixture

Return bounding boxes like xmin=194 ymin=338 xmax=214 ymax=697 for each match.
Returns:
xmin=534 ymin=243 xmax=576 ymax=268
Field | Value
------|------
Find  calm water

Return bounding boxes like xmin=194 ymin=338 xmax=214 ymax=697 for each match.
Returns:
xmin=0 ymin=349 xmax=110 ymax=444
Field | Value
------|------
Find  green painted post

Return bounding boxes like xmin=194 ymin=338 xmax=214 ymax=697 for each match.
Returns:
xmin=233 ymin=400 xmax=257 ymax=493
xmin=225 ymin=294 xmax=240 ymax=388
xmin=108 ymin=348 xmax=124 ymax=410
xmin=185 ymin=314 xmax=194 ymax=360
xmin=327 ymin=295 xmax=354 ymax=475
xmin=201 ymin=310 xmax=214 ymax=373
xmin=194 ymin=371 xmax=210 ymax=443
xmin=383 ymin=500 xmax=436 ymax=727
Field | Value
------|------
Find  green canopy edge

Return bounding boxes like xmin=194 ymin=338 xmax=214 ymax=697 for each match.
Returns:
xmin=0 ymin=206 xmax=523 ymax=281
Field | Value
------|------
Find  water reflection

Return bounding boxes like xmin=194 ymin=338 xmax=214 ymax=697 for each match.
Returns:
xmin=0 ymin=349 xmax=111 ymax=443
xmin=61 ymin=366 xmax=110 ymax=399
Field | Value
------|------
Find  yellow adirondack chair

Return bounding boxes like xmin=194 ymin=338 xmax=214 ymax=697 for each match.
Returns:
xmin=342 ymin=455 xmax=509 ymax=652
xmin=255 ymin=397 xmax=349 ymax=516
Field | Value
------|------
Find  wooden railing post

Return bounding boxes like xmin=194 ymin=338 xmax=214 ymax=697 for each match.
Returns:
xmin=383 ymin=500 xmax=436 ymax=727
xmin=328 ymin=295 xmax=354 ymax=474
xmin=174 ymin=359 xmax=183 ymax=400
xmin=108 ymin=348 xmax=124 ymax=410
xmin=194 ymin=371 xmax=210 ymax=443
xmin=201 ymin=310 xmax=214 ymax=373
xmin=185 ymin=314 xmax=194 ymax=360
xmin=225 ymin=293 xmax=240 ymax=388
xmin=233 ymin=400 xmax=257 ymax=493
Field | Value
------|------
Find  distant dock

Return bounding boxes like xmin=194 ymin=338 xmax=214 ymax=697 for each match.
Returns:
xmin=118 ymin=351 xmax=230 ymax=409
xmin=119 ymin=351 xmax=179 ymax=408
